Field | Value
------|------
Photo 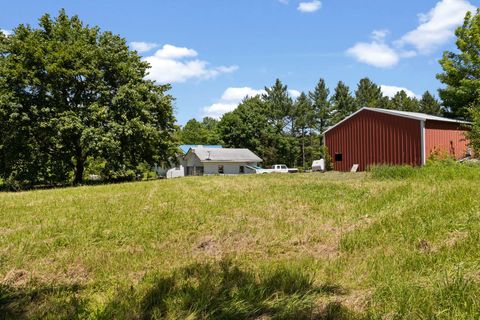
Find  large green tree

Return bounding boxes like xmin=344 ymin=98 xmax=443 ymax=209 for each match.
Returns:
xmin=218 ymin=97 xmax=278 ymax=164
xmin=355 ymin=77 xmax=384 ymax=109
xmin=437 ymin=9 xmax=480 ymax=119
xmin=0 ymin=11 xmax=177 ymax=186
xmin=330 ymin=81 xmax=356 ymax=124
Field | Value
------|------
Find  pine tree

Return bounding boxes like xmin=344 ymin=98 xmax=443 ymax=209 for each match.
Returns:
xmin=355 ymin=78 xmax=383 ymax=108
xmin=262 ymin=79 xmax=294 ymax=133
xmin=419 ymin=91 xmax=443 ymax=116
xmin=330 ymin=81 xmax=356 ymax=124
xmin=293 ymin=92 xmax=314 ymax=169
xmin=389 ymin=91 xmax=420 ymax=112
xmin=309 ymin=78 xmax=331 ymax=142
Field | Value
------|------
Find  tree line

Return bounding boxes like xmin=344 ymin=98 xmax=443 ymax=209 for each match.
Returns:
xmin=1 ymin=8 xmax=480 ymax=188
xmin=180 ymin=78 xmax=442 ymax=169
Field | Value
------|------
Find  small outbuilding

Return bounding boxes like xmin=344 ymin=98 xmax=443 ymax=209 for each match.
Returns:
xmin=184 ymin=147 xmax=262 ymax=176
xmin=324 ymin=107 xmax=470 ymax=172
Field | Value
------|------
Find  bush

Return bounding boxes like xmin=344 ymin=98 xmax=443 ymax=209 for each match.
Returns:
xmin=319 ymin=145 xmax=333 ymax=171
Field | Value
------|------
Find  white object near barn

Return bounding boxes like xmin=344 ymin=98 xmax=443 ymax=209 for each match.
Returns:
xmin=312 ymin=159 xmax=325 ymax=172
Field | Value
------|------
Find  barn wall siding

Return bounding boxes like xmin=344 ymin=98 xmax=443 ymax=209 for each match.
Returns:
xmin=425 ymin=121 xmax=469 ymax=160
xmin=325 ymin=110 xmax=422 ymax=171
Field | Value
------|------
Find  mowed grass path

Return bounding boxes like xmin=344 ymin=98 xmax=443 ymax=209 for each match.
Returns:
xmin=1 ymin=167 xmax=480 ymax=319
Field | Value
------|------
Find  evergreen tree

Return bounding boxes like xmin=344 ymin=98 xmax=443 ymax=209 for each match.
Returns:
xmin=261 ymin=79 xmax=299 ymax=165
xmin=309 ymin=78 xmax=331 ymax=142
xmin=293 ymin=92 xmax=314 ymax=169
xmin=419 ymin=91 xmax=443 ymax=116
xmin=389 ymin=91 xmax=420 ymax=112
xmin=437 ymin=9 xmax=480 ymax=119
xmin=330 ymin=81 xmax=356 ymax=123
xmin=355 ymin=77 xmax=383 ymax=108
xmin=262 ymin=79 xmax=294 ymax=133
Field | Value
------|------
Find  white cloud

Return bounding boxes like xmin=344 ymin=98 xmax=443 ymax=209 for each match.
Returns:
xmin=203 ymin=87 xmax=266 ymax=118
xmin=346 ymin=31 xmax=400 ymax=68
xmin=130 ymin=41 xmax=158 ymax=53
xmin=153 ymin=44 xmax=198 ymax=59
xmin=380 ymin=85 xmax=418 ymax=99
xmin=203 ymin=86 xmax=302 ymax=118
xmin=298 ymin=0 xmax=322 ymax=13
xmin=220 ymin=87 xmax=265 ymax=102
xmin=397 ymin=0 xmax=475 ymax=53
xmin=371 ymin=29 xmax=389 ymax=41
xmin=1 ymin=29 xmax=12 ymax=36
xmin=289 ymin=89 xmax=301 ymax=99
xmin=346 ymin=0 xmax=475 ymax=68
xmin=143 ymin=44 xmax=238 ymax=84
xmin=202 ymin=103 xmax=239 ymax=118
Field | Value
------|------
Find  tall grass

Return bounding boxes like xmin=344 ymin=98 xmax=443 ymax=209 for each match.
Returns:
xmin=1 ymin=166 xmax=479 ymax=318
xmin=97 ymin=260 xmax=356 ymax=320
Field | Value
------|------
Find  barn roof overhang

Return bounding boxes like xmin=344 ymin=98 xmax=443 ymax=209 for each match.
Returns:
xmin=323 ymin=107 xmax=470 ymax=135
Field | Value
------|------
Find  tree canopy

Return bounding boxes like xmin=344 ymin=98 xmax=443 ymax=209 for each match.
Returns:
xmin=419 ymin=91 xmax=443 ymax=116
xmin=355 ymin=77 xmax=384 ymax=109
xmin=331 ymin=81 xmax=356 ymax=124
xmin=0 ymin=10 xmax=177 ymax=187
xmin=437 ymin=9 xmax=480 ymax=119
xmin=388 ymin=91 xmax=419 ymax=112
xmin=179 ymin=117 xmax=221 ymax=145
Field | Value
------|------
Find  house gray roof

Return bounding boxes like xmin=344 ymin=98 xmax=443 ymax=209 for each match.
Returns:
xmin=189 ymin=148 xmax=263 ymax=162
xmin=179 ymin=144 xmax=222 ymax=154
xmin=324 ymin=107 xmax=470 ymax=134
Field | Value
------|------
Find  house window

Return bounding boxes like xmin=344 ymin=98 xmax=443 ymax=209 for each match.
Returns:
xmin=218 ymin=165 xmax=224 ymax=174
xmin=335 ymin=153 xmax=343 ymax=162
xmin=239 ymin=166 xmax=245 ymax=174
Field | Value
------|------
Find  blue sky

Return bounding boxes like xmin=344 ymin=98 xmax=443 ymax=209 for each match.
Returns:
xmin=1 ymin=0 xmax=478 ymax=124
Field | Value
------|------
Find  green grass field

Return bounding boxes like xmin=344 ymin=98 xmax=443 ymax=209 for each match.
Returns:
xmin=1 ymin=163 xmax=480 ymax=319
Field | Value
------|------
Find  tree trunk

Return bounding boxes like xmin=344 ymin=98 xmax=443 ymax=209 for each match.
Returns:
xmin=74 ymin=157 xmax=85 ymax=185
xmin=73 ymin=144 xmax=85 ymax=185
xmin=302 ymin=128 xmax=306 ymax=170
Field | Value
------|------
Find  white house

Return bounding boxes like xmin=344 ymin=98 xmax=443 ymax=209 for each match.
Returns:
xmin=154 ymin=144 xmax=222 ymax=178
xmin=183 ymin=147 xmax=263 ymax=176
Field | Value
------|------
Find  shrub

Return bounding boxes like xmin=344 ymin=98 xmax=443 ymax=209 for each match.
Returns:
xmin=319 ymin=145 xmax=333 ymax=171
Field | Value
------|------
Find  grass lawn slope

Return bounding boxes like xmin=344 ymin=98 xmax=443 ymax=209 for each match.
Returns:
xmin=1 ymin=163 xmax=479 ymax=319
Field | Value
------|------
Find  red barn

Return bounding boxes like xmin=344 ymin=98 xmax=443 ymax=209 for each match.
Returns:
xmin=324 ymin=108 xmax=470 ymax=172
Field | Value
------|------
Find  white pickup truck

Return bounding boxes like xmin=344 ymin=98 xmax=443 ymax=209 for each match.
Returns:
xmin=246 ymin=164 xmax=299 ymax=174
xmin=265 ymin=164 xmax=299 ymax=174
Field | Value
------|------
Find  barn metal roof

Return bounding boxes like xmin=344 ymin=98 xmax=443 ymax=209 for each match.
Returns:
xmin=188 ymin=148 xmax=263 ymax=162
xmin=324 ymin=107 xmax=470 ymax=134
xmin=365 ymin=108 xmax=471 ymax=124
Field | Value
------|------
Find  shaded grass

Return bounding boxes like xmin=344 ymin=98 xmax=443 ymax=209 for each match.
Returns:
xmin=1 ymin=164 xmax=480 ymax=318
xmin=0 ymin=283 xmax=86 ymax=320
xmin=98 ymin=260 xmax=355 ymax=320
